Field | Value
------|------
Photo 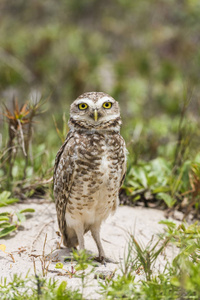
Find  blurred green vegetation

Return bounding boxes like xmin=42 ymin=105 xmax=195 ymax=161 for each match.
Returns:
xmin=0 ymin=0 xmax=200 ymax=214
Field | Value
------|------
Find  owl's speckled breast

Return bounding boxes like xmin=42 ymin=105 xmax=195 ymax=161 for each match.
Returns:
xmin=65 ymin=131 xmax=125 ymax=228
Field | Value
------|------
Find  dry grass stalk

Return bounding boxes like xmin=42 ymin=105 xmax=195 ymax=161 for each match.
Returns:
xmin=39 ymin=233 xmax=52 ymax=277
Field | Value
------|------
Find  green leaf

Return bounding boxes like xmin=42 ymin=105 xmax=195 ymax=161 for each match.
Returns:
xmin=135 ymin=168 xmax=148 ymax=188
xmin=57 ymin=281 xmax=67 ymax=297
xmin=147 ymin=175 xmax=157 ymax=186
xmin=0 ymin=191 xmax=11 ymax=201
xmin=170 ymin=276 xmax=180 ymax=287
xmin=75 ymin=263 xmax=88 ymax=271
xmin=0 ymin=198 xmax=19 ymax=207
xmin=55 ymin=262 xmax=63 ymax=269
xmin=0 ymin=222 xmax=11 ymax=228
xmin=0 ymin=225 xmax=17 ymax=238
xmin=157 ymin=193 xmax=176 ymax=208
xmin=16 ymin=212 xmax=26 ymax=224
xmin=0 ymin=212 xmax=10 ymax=216
xmin=0 ymin=191 xmax=19 ymax=207
xmin=19 ymin=208 xmax=35 ymax=214
xmin=0 ymin=216 xmax=9 ymax=222
xmin=159 ymin=220 xmax=176 ymax=228
xmin=153 ymin=186 xmax=170 ymax=193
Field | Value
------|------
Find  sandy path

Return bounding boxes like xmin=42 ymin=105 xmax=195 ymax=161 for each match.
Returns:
xmin=0 ymin=201 xmax=177 ymax=299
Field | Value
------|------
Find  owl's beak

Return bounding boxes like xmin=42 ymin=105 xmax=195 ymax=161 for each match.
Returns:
xmin=94 ymin=109 xmax=98 ymax=122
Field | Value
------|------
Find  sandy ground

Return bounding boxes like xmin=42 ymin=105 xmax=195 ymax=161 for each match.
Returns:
xmin=0 ymin=200 xmax=179 ymax=299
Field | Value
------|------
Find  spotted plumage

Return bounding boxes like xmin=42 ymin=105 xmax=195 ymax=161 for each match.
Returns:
xmin=53 ymin=92 xmax=127 ymax=261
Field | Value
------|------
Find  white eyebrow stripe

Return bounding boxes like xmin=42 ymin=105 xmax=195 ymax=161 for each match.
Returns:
xmin=98 ymin=96 xmax=114 ymax=106
xmin=76 ymin=98 xmax=95 ymax=105
xmin=76 ymin=96 xmax=114 ymax=108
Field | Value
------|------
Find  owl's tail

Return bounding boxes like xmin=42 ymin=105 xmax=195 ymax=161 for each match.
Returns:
xmin=56 ymin=205 xmax=68 ymax=246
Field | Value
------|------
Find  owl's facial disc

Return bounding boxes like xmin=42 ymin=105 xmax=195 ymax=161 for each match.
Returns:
xmin=70 ymin=94 xmax=121 ymax=130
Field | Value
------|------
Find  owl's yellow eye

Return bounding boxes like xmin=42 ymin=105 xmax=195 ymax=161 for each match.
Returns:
xmin=103 ymin=102 xmax=112 ymax=109
xmin=78 ymin=103 xmax=88 ymax=110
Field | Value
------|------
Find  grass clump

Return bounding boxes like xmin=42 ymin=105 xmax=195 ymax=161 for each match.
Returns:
xmin=0 ymin=190 xmax=35 ymax=238
xmin=1 ymin=96 xmax=48 ymax=193
xmin=0 ymin=274 xmax=82 ymax=300
xmin=99 ymin=221 xmax=200 ymax=299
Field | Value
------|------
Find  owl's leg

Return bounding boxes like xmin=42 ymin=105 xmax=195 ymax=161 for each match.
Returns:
xmin=66 ymin=227 xmax=78 ymax=248
xmin=90 ymin=224 xmax=105 ymax=262
xmin=74 ymin=224 xmax=85 ymax=250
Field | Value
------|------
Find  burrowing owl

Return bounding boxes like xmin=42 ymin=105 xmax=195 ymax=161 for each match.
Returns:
xmin=53 ymin=92 xmax=127 ymax=261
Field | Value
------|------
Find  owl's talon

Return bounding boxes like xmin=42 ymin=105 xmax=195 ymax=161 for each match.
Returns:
xmin=95 ymin=256 xmax=118 ymax=264
xmin=94 ymin=256 xmax=117 ymax=264
xmin=94 ymin=256 xmax=105 ymax=264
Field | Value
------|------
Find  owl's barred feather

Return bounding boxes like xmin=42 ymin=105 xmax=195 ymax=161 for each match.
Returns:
xmin=53 ymin=92 xmax=127 ymax=261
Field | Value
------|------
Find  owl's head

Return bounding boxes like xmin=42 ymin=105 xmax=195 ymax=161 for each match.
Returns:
xmin=69 ymin=92 xmax=122 ymax=131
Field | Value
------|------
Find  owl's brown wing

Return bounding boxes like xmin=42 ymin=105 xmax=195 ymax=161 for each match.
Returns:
xmin=119 ymin=137 xmax=127 ymax=187
xmin=53 ymin=131 xmax=73 ymax=184
xmin=111 ymin=135 xmax=127 ymax=213
xmin=53 ymin=131 xmax=75 ymax=246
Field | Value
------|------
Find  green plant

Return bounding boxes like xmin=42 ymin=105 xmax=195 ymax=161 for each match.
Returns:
xmin=0 ymin=191 xmax=19 ymax=207
xmin=123 ymin=157 xmax=174 ymax=207
xmin=130 ymin=235 xmax=171 ymax=281
xmin=123 ymin=153 xmax=200 ymax=217
xmin=100 ymin=221 xmax=200 ymax=299
xmin=65 ymin=250 xmax=97 ymax=299
xmin=1 ymin=97 xmax=46 ymax=186
xmin=52 ymin=112 xmax=69 ymax=144
xmin=0 ymin=193 xmax=35 ymax=238
xmin=56 ymin=250 xmax=99 ymax=299
xmin=0 ymin=274 xmax=82 ymax=300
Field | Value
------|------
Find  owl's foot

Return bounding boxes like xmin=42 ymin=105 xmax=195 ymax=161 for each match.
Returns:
xmin=94 ymin=256 xmax=117 ymax=264
xmin=95 ymin=255 xmax=105 ymax=263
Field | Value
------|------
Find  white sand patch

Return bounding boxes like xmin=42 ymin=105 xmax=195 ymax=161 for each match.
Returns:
xmin=0 ymin=201 xmax=179 ymax=299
